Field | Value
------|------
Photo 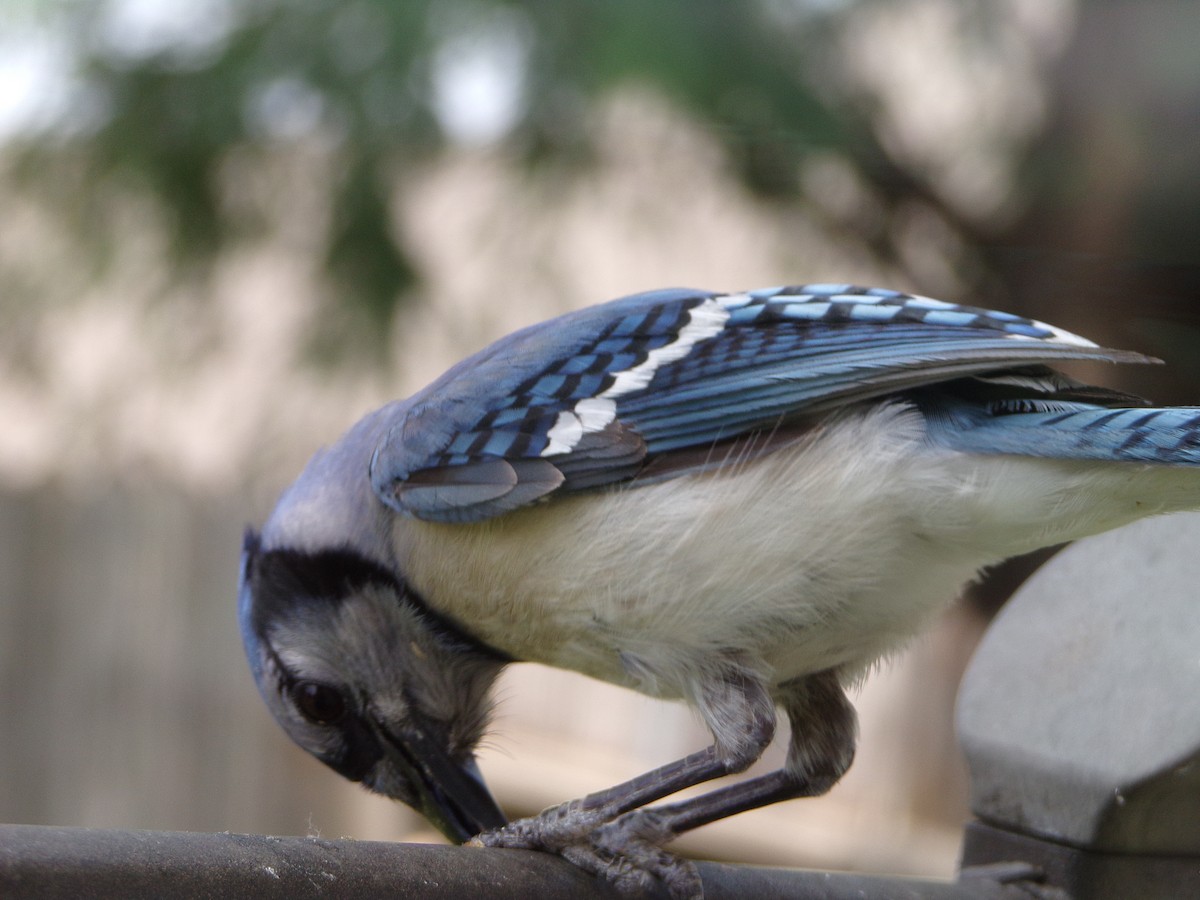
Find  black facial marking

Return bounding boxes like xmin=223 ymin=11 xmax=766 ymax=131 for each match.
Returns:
xmin=241 ymin=536 xmax=514 ymax=663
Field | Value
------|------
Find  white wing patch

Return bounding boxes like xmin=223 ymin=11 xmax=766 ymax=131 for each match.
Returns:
xmin=1013 ymin=318 xmax=1097 ymax=348
xmin=537 ymin=288 xmax=1094 ymax=458
xmin=904 ymin=292 xmax=1097 ymax=348
xmin=541 ymin=298 xmax=731 ymax=457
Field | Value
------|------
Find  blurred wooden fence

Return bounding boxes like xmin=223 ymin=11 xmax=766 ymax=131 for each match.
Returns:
xmin=0 ymin=483 xmax=421 ymax=839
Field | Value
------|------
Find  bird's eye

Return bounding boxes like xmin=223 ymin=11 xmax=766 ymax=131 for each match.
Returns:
xmin=292 ymin=681 xmax=348 ymax=726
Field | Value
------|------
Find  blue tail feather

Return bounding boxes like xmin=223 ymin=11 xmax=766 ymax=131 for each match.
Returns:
xmin=926 ymin=399 xmax=1200 ymax=465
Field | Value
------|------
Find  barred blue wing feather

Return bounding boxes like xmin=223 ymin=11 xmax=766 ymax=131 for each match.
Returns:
xmin=370 ymin=285 xmax=1155 ymax=523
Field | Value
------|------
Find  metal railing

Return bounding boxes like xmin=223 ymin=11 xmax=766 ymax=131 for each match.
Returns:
xmin=0 ymin=823 xmax=1024 ymax=899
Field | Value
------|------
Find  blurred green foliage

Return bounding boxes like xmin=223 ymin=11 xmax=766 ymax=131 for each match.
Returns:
xmin=10 ymin=0 xmax=947 ymax=342
xmin=8 ymin=0 xmax=1200 ymax=364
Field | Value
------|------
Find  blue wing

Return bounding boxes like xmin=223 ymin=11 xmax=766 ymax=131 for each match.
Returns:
xmin=370 ymin=284 xmax=1154 ymax=523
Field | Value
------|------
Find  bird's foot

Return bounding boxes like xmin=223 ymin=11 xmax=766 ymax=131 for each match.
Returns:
xmin=471 ymin=805 xmax=700 ymax=899
xmin=585 ymin=809 xmax=701 ymax=899
xmin=469 ymin=797 xmax=604 ymax=853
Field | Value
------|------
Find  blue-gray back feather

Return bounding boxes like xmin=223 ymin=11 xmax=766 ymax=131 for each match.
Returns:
xmin=370 ymin=285 xmax=1162 ymax=523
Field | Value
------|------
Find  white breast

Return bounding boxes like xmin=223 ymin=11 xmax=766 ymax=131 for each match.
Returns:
xmin=394 ymin=402 xmax=1200 ymax=699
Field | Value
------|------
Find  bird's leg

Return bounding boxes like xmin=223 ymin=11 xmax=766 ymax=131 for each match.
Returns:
xmin=597 ymin=669 xmax=857 ymax=838
xmin=471 ymin=658 xmax=776 ymax=854
xmin=475 ymin=668 xmax=856 ymax=898
xmin=573 ymin=671 xmax=857 ymax=898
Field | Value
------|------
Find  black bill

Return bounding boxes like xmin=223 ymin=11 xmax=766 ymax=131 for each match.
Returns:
xmin=376 ymin=718 xmax=507 ymax=843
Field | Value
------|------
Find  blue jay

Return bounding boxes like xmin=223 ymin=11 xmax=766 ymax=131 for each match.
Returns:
xmin=239 ymin=284 xmax=1200 ymax=898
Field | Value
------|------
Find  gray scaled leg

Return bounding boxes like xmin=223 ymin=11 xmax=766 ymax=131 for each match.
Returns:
xmin=598 ymin=669 xmax=857 ymax=837
xmin=471 ymin=658 xmax=779 ymax=895
xmin=584 ymin=671 xmax=858 ymax=898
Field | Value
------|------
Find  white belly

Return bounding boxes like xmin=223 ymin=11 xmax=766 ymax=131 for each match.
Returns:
xmin=395 ymin=403 xmax=1200 ymax=699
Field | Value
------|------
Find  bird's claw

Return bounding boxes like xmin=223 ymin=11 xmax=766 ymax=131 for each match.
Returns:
xmin=468 ymin=798 xmax=603 ymax=852
xmin=588 ymin=809 xmax=701 ymax=899
xmin=471 ymin=805 xmax=701 ymax=899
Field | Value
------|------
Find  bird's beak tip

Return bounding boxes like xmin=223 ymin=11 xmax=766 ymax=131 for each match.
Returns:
xmin=421 ymin=763 xmax=508 ymax=843
xmin=374 ymin=718 xmax=507 ymax=843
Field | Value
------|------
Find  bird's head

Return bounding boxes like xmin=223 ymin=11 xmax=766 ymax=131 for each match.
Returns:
xmin=237 ymin=529 xmax=509 ymax=842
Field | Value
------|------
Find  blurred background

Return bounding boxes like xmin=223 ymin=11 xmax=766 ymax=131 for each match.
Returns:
xmin=1 ymin=0 xmax=1198 ymax=880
